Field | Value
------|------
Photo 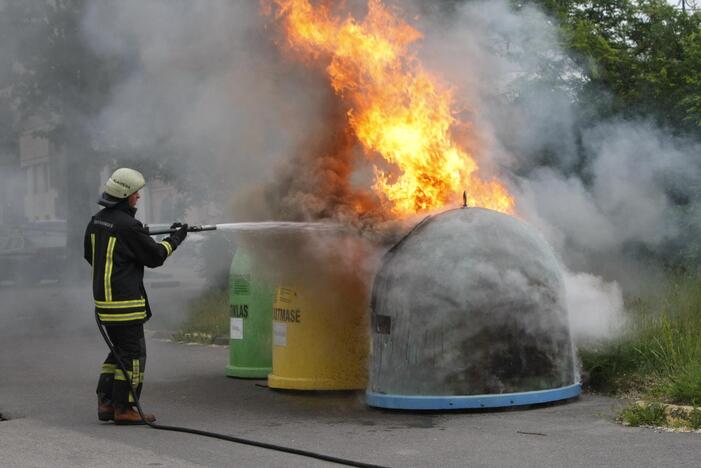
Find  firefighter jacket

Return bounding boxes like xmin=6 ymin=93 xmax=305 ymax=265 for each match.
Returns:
xmin=83 ymin=202 xmax=182 ymax=326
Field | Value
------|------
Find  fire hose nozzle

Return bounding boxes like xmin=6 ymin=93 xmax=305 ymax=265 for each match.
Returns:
xmin=146 ymin=224 xmax=218 ymax=236
xmin=189 ymin=224 xmax=217 ymax=232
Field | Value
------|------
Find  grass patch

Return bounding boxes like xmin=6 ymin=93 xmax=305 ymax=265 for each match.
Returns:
xmin=688 ymin=407 xmax=701 ymax=430
xmin=620 ymin=402 xmax=667 ymax=427
xmin=580 ymin=273 xmax=701 ymax=405
xmin=172 ymin=287 xmax=228 ymax=344
xmin=619 ymin=402 xmax=701 ymax=430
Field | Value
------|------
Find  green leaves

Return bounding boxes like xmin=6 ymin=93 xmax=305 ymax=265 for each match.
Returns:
xmin=523 ymin=0 xmax=701 ymax=136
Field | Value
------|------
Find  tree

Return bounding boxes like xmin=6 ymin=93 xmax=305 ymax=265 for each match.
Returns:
xmin=519 ymin=0 xmax=701 ymax=136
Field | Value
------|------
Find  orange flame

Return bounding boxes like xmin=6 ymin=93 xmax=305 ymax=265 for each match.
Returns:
xmin=265 ymin=0 xmax=514 ymax=216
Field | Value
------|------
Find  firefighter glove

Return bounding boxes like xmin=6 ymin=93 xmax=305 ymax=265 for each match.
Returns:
xmin=171 ymin=223 xmax=188 ymax=245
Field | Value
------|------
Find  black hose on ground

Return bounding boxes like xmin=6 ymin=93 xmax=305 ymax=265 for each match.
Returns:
xmin=96 ymin=314 xmax=388 ymax=468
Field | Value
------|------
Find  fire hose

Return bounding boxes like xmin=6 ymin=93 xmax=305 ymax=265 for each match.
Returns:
xmin=95 ymin=224 xmax=387 ymax=468
xmin=144 ymin=224 xmax=218 ymax=236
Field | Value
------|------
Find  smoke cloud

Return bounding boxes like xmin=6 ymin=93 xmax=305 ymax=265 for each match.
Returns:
xmin=6 ymin=0 xmax=698 ymax=344
xmin=413 ymin=0 xmax=701 ymax=340
xmin=84 ymin=0 xmax=701 ymax=341
xmin=81 ymin=0 xmax=334 ymax=209
xmin=563 ymin=270 xmax=625 ymax=341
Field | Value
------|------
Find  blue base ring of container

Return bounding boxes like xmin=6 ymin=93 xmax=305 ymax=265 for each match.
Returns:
xmin=366 ymin=382 xmax=581 ymax=410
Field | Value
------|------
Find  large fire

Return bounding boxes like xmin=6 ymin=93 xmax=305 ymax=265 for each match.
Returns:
xmin=264 ymin=0 xmax=514 ymax=216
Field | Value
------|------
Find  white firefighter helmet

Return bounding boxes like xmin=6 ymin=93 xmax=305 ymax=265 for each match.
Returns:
xmin=104 ymin=168 xmax=146 ymax=199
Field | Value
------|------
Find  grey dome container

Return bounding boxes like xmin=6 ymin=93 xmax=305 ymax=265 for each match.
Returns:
xmin=366 ymin=208 xmax=580 ymax=410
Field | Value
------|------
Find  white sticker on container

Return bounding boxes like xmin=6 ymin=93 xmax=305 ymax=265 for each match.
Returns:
xmin=230 ymin=317 xmax=243 ymax=340
xmin=273 ymin=322 xmax=287 ymax=347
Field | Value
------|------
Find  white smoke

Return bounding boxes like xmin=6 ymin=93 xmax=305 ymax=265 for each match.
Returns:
xmin=81 ymin=0 xmax=332 ymax=211
xmin=563 ymin=270 xmax=625 ymax=341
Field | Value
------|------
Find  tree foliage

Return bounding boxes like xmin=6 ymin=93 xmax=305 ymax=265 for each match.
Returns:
xmin=518 ymin=0 xmax=701 ymax=135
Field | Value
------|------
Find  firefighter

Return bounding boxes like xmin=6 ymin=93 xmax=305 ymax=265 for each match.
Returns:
xmin=84 ymin=168 xmax=188 ymax=425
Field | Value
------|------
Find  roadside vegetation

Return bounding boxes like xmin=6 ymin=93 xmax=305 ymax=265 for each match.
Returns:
xmin=172 ymin=287 xmax=229 ymax=345
xmin=619 ymin=402 xmax=701 ymax=430
xmin=619 ymin=401 xmax=668 ymax=427
xmin=581 ymin=273 xmax=701 ymax=405
xmin=580 ymin=272 xmax=701 ymax=428
xmin=173 ymin=234 xmax=233 ymax=344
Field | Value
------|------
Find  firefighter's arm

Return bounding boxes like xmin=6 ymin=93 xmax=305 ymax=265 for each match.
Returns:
xmin=83 ymin=222 xmax=93 ymax=265
xmin=123 ymin=224 xmax=186 ymax=268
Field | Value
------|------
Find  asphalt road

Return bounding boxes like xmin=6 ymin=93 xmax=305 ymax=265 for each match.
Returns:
xmin=1 ymin=282 xmax=699 ymax=468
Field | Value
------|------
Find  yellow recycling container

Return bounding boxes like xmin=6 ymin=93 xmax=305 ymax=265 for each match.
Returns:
xmin=266 ymin=233 xmax=370 ymax=391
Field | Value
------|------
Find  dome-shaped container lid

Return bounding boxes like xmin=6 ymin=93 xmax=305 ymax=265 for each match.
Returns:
xmin=368 ymin=208 xmax=580 ymax=409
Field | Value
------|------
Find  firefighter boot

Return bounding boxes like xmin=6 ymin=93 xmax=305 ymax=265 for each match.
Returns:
xmin=113 ymin=407 xmax=156 ymax=425
xmin=98 ymin=396 xmax=114 ymax=422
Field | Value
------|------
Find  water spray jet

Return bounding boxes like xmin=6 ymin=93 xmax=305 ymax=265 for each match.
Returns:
xmin=145 ymin=221 xmax=343 ymax=236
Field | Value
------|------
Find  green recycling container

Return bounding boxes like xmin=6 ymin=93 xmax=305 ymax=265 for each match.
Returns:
xmin=226 ymin=246 xmax=274 ymax=378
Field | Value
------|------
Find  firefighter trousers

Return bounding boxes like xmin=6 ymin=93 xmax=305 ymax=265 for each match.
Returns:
xmin=96 ymin=324 xmax=146 ymax=410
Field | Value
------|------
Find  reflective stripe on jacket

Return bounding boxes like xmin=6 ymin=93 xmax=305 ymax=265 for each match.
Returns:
xmin=83 ymin=202 xmax=181 ymax=325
